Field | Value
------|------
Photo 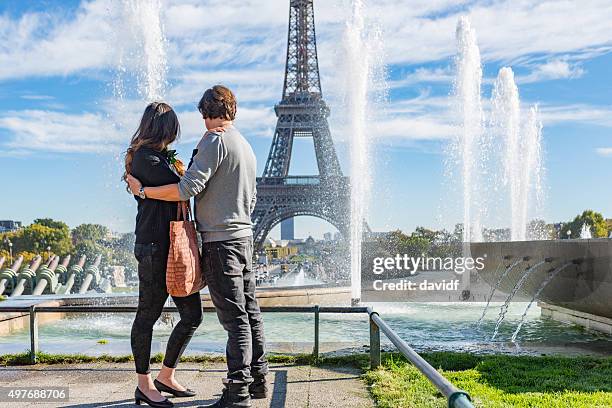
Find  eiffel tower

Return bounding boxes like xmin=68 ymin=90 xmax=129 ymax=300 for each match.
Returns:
xmin=252 ymin=0 xmax=350 ymax=250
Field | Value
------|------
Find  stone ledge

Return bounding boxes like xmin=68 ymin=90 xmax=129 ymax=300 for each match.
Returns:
xmin=539 ymin=302 xmax=612 ymax=335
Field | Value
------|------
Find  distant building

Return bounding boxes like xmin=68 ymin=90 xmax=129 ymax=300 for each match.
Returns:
xmin=0 ymin=220 xmax=22 ymax=233
xmin=281 ymin=218 xmax=295 ymax=240
xmin=323 ymin=232 xmax=332 ymax=241
xmin=263 ymin=237 xmax=298 ymax=261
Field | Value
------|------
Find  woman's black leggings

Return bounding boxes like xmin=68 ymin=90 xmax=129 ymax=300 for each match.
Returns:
xmin=131 ymin=242 xmax=203 ymax=375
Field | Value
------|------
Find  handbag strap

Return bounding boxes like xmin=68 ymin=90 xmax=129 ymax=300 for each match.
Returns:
xmin=176 ymin=201 xmax=192 ymax=222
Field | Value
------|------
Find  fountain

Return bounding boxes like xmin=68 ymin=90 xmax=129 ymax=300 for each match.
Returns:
xmin=450 ymin=18 xmax=544 ymax=242
xmin=10 ymin=255 xmax=42 ymax=297
xmin=491 ymin=68 xmax=521 ymax=240
xmin=580 ymin=223 xmax=593 ymax=239
xmin=452 ymin=17 xmax=485 ymax=243
xmin=477 ymin=257 xmax=522 ymax=325
xmin=511 ymin=262 xmax=574 ymax=342
xmin=0 ymin=253 xmax=109 ymax=297
xmin=113 ymin=0 xmax=168 ymax=102
xmin=344 ymin=0 xmax=373 ymax=304
xmin=491 ymin=259 xmax=548 ymax=339
xmin=58 ymin=255 xmax=86 ymax=295
xmin=78 ymin=254 xmax=103 ymax=294
xmin=491 ymin=72 xmax=544 ymax=242
xmin=0 ymin=255 xmax=23 ymax=295
xmin=445 ymin=17 xmax=612 ymax=339
xmin=31 ymin=255 xmax=61 ymax=296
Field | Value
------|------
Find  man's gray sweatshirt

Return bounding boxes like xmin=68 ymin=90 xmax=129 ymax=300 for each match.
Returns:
xmin=178 ymin=125 xmax=257 ymax=243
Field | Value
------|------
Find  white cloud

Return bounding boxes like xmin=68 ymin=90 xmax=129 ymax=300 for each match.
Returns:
xmin=1 ymin=0 xmax=611 ymax=81
xmin=596 ymin=147 xmax=612 ymax=157
xmin=389 ymin=67 xmax=454 ymax=89
xmin=0 ymin=1 xmax=115 ymax=80
xmin=0 ymin=110 xmax=120 ymax=153
xmin=539 ymin=104 xmax=612 ymax=127
xmin=0 ymin=100 xmax=277 ymax=154
xmin=1 ymin=0 xmax=612 ymax=154
xmin=518 ymin=59 xmax=585 ymax=84
xmin=20 ymin=94 xmax=55 ymax=101
xmin=167 ymin=69 xmax=281 ymax=107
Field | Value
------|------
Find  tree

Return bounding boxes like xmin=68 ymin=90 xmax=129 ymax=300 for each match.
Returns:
xmin=527 ymin=219 xmax=555 ymax=240
xmin=72 ymin=224 xmax=110 ymax=245
xmin=379 ymin=229 xmax=431 ymax=257
xmin=74 ymin=240 xmax=112 ymax=269
xmin=34 ymin=218 xmax=69 ymax=232
xmin=561 ymin=210 xmax=608 ymax=238
xmin=11 ymin=222 xmax=73 ymax=256
xmin=413 ymin=227 xmax=438 ymax=242
xmin=108 ymin=233 xmax=137 ymax=281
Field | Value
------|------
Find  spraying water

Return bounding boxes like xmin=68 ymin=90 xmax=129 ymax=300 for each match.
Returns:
xmin=448 ymin=18 xmax=545 ymax=243
xmin=522 ymin=106 xmax=544 ymax=239
xmin=344 ymin=0 xmax=371 ymax=302
xmin=114 ymin=0 xmax=168 ymax=102
xmin=491 ymin=68 xmax=522 ymax=240
xmin=511 ymin=262 xmax=573 ymax=342
xmin=477 ymin=259 xmax=522 ymax=325
xmin=453 ymin=17 xmax=485 ymax=243
xmin=491 ymin=260 xmax=546 ymax=339
xmin=580 ymin=223 xmax=593 ymax=239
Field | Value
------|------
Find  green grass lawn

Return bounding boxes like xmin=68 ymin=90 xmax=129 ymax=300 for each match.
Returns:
xmin=364 ymin=352 xmax=612 ymax=408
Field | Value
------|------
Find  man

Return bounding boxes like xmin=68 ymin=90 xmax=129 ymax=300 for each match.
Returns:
xmin=127 ymin=85 xmax=268 ymax=408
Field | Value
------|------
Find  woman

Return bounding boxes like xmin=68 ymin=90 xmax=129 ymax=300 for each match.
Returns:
xmin=124 ymin=102 xmax=202 ymax=408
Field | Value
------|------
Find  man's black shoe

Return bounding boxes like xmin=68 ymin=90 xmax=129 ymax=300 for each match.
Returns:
xmin=248 ymin=375 xmax=268 ymax=399
xmin=200 ymin=379 xmax=251 ymax=408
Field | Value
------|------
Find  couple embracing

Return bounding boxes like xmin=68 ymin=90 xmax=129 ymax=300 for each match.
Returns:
xmin=123 ymin=85 xmax=267 ymax=408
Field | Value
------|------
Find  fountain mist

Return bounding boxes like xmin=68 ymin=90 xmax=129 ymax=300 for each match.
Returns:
xmin=344 ymin=0 xmax=372 ymax=302
xmin=491 ymin=68 xmax=521 ymax=240
xmin=453 ymin=17 xmax=485 ymax=242
xmin=580 ymin=223 xmax=592 ymax=239
xmin=511 ymin=262 xmax=572 ymax=342
xmin=522 ymin=106 xmax=544 ymax=239
xmin=450 ymin=17 xmax=545 ymax=242
xmin=477 ymin=259 xmax=520 ymax=325
xmin=491 ymin=260 xmax=546 ymax=340
xmin=114 ymin=0 xmax=168 ymax=102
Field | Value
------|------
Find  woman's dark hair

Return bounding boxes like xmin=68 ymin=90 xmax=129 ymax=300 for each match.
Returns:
xmin=123 ymin=102 xmax=184 ymax=187
xmin=197 ymin=85 xmax=237 ymax=120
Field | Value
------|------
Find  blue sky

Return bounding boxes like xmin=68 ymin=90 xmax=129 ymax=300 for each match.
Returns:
xmin=0 ymin=0 xmax=611 ymax=239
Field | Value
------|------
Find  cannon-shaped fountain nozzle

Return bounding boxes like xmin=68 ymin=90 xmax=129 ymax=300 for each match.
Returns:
xmin=58 ymin=255 xmax=86 ymax=294
xmin=44 ymin=255 xmax=55 ymax=267
xmin=503 ymin=255 xmax=513 ymax=260
xmin=522 ymin=256 xmax=531 ymax=262
xmin=78 ymin=254 xmax=102 ymax=294
xmin=572 ymin=258 xmax=584 ymax=265
xmin=10 ymin=255 xmax=43 ymax=297
xmin=32 ymin=255 xmax=62 ymax=296
xmin=0 ymin=255 xmax=24 ymax=295
xmin=55 ymin=255 xmax=71 ymax=276
xmin=544 ymin=257 xmax=554 ymax=263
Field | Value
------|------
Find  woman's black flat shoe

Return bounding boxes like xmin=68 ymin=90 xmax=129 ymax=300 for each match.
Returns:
xmin=154 ymin=379 xmax=197 ymax=398
xmin=135 ymin=387 xmax=174 ymax=407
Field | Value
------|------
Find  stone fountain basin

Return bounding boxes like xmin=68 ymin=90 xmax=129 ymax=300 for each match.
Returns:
xmin=470 ymin=239 xmax=612 ymax=319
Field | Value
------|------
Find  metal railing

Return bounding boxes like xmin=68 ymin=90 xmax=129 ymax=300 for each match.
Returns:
xmin=0 ymin=304 xmax=474 ymax=408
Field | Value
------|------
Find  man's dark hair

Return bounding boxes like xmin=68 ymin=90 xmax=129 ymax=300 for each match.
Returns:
xmin=198 ymin=85 xmax=237 ymax=120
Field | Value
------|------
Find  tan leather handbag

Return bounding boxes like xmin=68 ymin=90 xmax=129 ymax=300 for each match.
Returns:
xmin=166 ymin=201 xmax=205 ymax=296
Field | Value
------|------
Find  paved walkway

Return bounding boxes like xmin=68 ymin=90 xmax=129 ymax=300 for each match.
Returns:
xmin=0 ymin=362 xmax=374 ymax=407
